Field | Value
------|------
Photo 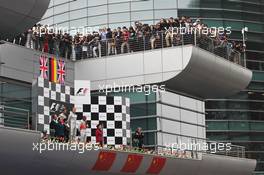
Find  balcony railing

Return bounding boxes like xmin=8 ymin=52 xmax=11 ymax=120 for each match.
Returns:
xmin=129 ymin=131 xmax=246 ymax=160
xmin=1 ymin=31 xmax=245 ymax=67
xmin=72 ymin=32 xmax=244 ymax=67
xmin=0 ymin=105 xmax=30 ymax=130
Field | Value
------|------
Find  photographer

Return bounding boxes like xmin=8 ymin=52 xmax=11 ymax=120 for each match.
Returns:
xmin=133 ymin=127 xmax=144 ymax=149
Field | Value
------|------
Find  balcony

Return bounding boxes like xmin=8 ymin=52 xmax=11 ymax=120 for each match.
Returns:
xmin=74 ymin=34 xmax=252 ymax=99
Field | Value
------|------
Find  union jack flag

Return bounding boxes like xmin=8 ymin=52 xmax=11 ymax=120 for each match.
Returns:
xmin=39 ymin=55 xmax=48 ymax=79
xmin=57 ymin=59 xmax=66 ymax=84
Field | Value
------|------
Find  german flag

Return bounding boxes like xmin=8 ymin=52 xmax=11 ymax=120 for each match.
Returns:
xmin=146 ymin=156 xmax=166 ymax=174
xmin=121 ymin=154 xmax=143 ymax=173
xmin=49 ymin=57 xmax=57 ymax=83
xmin=92 ymin=151 xmax=116 ymax=171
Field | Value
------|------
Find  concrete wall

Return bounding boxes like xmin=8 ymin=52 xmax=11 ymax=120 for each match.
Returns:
xmin=0 ymin=126 xmax=257 ymax=175
xmin=156 ymin=90 xmax=206 ymax=147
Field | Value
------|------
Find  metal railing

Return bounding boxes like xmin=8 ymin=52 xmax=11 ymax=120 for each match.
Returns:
xmin=2 ymin=31 xmax=245 ymax=67
xmin=0 ymin=105 xmax=30 ymax=130
xmin=71 ymin=32 xmax=244 ymax=67
xmin=206 ymin=141 xmax=246 ymax=158
xmin=127 ymin=131 xmax=246 ymax=160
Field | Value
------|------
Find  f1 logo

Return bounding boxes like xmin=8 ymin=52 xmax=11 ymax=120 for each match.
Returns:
xmin=76 ymin=88 xmax=89 ymax=96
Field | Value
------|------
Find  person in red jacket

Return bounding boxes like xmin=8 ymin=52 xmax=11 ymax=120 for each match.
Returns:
xmin=121 ymin=27 xmax=130 ymax=54
xmin=96 ymin=123 xmax=103 ymax=147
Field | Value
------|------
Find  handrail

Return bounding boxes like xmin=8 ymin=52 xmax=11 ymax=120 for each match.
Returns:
xmin=0 ymin=105 xmax=30 ymax=130
xmin=1 ymin=31 xmax=244 ymax=67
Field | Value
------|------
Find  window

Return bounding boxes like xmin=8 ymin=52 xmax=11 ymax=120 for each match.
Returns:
xmin=253 ymin=72 xmax=264 ymax=81
xmin=70 ymin=0 xmax=87 ymax=10
xmin=131 ymin=0 xmax=153 ymax=11
xmin=131 ymin=118 xmax=157 ymax=131
xmin=131 ymin=103 xmax=156 ymax=117
xmin=88 ymin=5 xmax=107 ymax=16
xmin=206 ymin=121 xmax=228 ymax=130
xmin=131 ymin=11 xmax=154 ymax=21
xmin=70 ymin=9 xmax=87 ymax=20
xmin=154 ymin=9 xmax=178 ymax=19
xmin=200 ymin=9 xmax=222 ymax=18
xmin=251 ymin=122 xmax=264 ymax=131
xmin=224 ymin=21 xmax=243 ymax=30
xmin=108 ymin=91 xmax=148 ymax=104
xmin=199 ymin=0 xmax=221 ymax=8
xmin=243 ymin=3 xmax=261 ymax=12
xmin=109 ymin=12 xmax=130 ymax=23
xmin=0 ymin=79 xmax=32 ymax=129
xmin=54 ymin=3 xmax=69 ymax=15
xmin=109 ymin=2 xmax=130 ymax=13
xmin=229 ymin=121 xmax=249 ymax=131
xmin=108 ymin=0 xmax=127 ymax=3
xmin=70 ymin=18 xmax=87 ymax=29
xmin=207 ymin=132 xmax=228 ymax=141
xmin=229 ymin=133 xmax=250 ymax=141
xmin=178 ymin=9 xmax=200 ymax=18
xmin=154 ymin=0 xmax=177 ymax=9
xmin=222 ymin=0 xmax=242 ymax=10
xmin=87 ymin=0 xmax=107 ymax=7
xmin=223 ymin=11 xmax=242 ymax=20
xmin=88 ymin=15 xmax=107 ymax=26
xmin=54 ymin=13 xmax=69 ymax=23
xmin=245 ymin=22 xmax=264 ymax=32
xmin=178 ymin=0 xmax=200 ymax=9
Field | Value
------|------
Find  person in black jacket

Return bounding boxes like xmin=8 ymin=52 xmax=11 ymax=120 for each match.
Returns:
xmin=50 ymin=114 xmax=58 ymax=139
xmin=56 ymin=117 xmax=65 ymax=142
xmin=133 ymin=127 xmax=144 ymax=149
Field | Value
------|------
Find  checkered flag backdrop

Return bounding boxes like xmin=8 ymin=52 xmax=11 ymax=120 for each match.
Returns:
xmin=32 ymin=78 xmax=131 ymax=146
xmin=75 ymin=96 xmax=131 ymax=146
xmin=32 ymin=77 xmax=74 ymax=134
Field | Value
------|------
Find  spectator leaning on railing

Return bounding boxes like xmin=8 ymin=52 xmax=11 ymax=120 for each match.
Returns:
xmin=3 ymin=16 xmax=244 ymax=65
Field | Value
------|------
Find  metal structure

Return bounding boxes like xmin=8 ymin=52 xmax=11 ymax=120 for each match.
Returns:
xmin=0 ymin=0 xmax=50 ymax=39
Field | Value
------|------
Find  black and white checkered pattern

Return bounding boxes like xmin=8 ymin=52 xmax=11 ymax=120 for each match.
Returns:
xmin=75 ymin=96 xmax=131 ymax=146
xmin=33 ymin=78 xmax=131 ymax=146
xmin=35 ymin=77 xmax=74 ymax=134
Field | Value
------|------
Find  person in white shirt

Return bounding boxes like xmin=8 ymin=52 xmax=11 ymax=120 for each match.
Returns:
xmin=67 ymin=107 xmax=77 ymax=142
xmin=80 ymin=116 xmax=88 ymax=143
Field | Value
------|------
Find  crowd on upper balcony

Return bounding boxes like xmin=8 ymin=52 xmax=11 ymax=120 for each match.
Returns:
xmin=4 ymin=16 xmax=245 ymax=62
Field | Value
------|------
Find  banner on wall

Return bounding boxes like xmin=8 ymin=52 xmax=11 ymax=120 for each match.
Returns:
xmin=74 ymin=80 xmax=91 ymax=104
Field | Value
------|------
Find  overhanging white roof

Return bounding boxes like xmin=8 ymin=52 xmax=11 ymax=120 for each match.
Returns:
xmin=75 ymin=45 xmax=252 ymax=99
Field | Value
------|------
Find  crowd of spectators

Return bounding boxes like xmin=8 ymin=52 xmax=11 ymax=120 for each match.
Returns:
xmin=7 ymin=16 xmax=244 ymax=63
